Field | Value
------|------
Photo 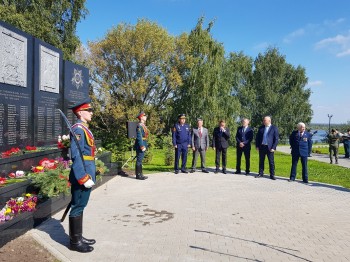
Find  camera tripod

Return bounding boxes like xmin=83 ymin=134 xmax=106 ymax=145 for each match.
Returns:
xmin=122 ymin=140 xmax=137 ymax=168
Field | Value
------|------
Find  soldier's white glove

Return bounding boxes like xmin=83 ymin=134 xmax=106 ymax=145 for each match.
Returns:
xmin=84 ymin=179 xmax=95 ymax=188
xmin=142 ymin=147 xmax=146 ymax=152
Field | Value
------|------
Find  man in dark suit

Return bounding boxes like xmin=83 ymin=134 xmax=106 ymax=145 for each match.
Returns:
xmin=289 ymin=122 xmax=312 ymax=183
xmin=212 ymin=120 xmax=230 ymax=174
xmin=191 ymin=118 xmax=209 ymax=173
xmin=235 ymin=118 xmax=253 ymax=175
xmin=255 ymin=116 xmax=279 ymax=180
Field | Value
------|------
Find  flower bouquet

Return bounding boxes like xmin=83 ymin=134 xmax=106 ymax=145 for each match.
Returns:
xmin=0 ymin=193 xmax=38 ymax=223
xmin=58 ymin=135 xmax=70 ymax=149
xmin=0 ymin=171 xmax=27 ymax=188
xmin=1 ymin=147 xmax=22 ymax=158
xmin=29 ymin=158 xmax=71 ymax=198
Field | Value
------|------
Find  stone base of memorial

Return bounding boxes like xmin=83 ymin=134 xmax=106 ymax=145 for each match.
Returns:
xmin=0 ymin=160 xmax=119 ymax=248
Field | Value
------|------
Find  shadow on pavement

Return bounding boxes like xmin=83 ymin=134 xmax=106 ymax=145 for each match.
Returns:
xmin=189 ymin=245 xmax=262 ymax=261
xmin=37 ymin=218 xmax=69 ymax=248
xmin=194 ymin=229 xmax=313 ymax=262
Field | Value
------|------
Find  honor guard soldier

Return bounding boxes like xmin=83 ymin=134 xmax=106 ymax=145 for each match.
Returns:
xmin=172 ymin=114 xmax=192 ymax=174
xmin=134 ymin=112 xmax=149 ymax=180
xmin=68 ymin=98 xmax=96 ymax=253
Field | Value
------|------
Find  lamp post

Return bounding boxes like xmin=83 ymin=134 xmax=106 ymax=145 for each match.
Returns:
xmin=327 ymin=114 xmax=333 ymax=133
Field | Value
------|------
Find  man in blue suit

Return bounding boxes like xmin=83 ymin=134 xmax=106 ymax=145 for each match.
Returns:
xmin=235 ymin=118 xmax=253 ymax=175
xmin=255 ymin=116 xmax=279 ymax=180
xmin=289 ymin=122 xmax=312 ymax=183
xmin=172 ymin=114 xmax=192 ymax=174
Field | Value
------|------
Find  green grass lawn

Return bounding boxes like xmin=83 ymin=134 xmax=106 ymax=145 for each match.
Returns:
xmin=312 ymin=145 xmax=345 ymax=155
xmin=138 ymin=147 xmax=350 ymax=189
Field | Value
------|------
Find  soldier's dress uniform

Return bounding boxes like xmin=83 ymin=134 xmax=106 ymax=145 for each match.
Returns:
xmin=172 ymin=114 xmax=191 ymax=173
xmin=68 ymin=99 xmax=96 ymax=253
xmin=289 ymin=130 xmax=311 ymax=183
xmin=134 ymin=112 xmax=149 ymax=180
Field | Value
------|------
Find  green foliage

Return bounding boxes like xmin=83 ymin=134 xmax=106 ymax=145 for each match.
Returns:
xmin=29 ymin=169 xmax=70 ymax=198
xmin=95 ymin=159 xmax=110 ymax=176
xmin=163 ymin=132 xmax=174 ymax=166
xmin=0 ymin=0 xmax=87 ymax=60
xmin=240 ymin=47 xmax=312 ymax=139
xmin=173 ymin=17 xmax=240 ymax=130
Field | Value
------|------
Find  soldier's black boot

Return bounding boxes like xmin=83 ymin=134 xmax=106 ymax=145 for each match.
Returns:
xmin=69 ymin=216 xmax=94 ymax=253
xmin=136 ymin=165 xmax=148 ymax=180
xmin=140 ymin=165 xmax=148 ymax=180
xmin=81 ymin=214 xmax=96 ymax=245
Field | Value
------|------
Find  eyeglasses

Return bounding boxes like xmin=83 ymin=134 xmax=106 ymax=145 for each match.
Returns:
xmin=80 ymin=108 xmax=94 ymax=112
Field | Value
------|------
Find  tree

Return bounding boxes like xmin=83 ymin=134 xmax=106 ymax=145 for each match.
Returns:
xmin=86 ymin=19 xmax=184 ymax=155
xmin=244 ymin=47 xmax=312 ymax=139
xmin=173 ymin=17 xmax=241 ymax=132
xmin=0 ymin=0 xmax=87 ymax=60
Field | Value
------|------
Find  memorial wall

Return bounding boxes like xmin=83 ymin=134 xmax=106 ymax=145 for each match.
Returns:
xmin=0 ymin=20 xmax=89 ymax=152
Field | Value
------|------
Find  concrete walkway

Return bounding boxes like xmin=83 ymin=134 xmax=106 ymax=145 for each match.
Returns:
xmin=30 ymin=171 xmax=350 ymax=262
xmin=277 ymin=145 xmax=350 ymax=168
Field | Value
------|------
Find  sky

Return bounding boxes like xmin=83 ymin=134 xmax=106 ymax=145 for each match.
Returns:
xmin=76 ymin=0 xmax=350 ymax=124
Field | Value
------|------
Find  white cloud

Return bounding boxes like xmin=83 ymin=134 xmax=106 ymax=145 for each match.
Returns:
xmin=315 ymin=31 xmax=350 ymax=57
xmin=253 ymin=42 xmax=270 ymax=51
xmin=283 ymin=28 xmax=305 ymax=43
xmin=307 ymin=80 xmax=323 ymax=87
xmin=283 ymin=18 xmax=347 ymax=44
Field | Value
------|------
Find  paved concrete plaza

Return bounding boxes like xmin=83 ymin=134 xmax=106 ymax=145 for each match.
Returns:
xmin=30 ymin=171 xmax=350 ymax=262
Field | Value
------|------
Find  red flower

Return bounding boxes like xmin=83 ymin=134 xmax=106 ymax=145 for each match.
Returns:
xmin=8 ymin=173 xmax=16 ymax=178
xmin=25 ymin=146 xmax=37 ymax=151
xmin=0 ymin=177 xmax=7 ymax=184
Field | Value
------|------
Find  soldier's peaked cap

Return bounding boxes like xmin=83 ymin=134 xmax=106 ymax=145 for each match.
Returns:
xmin=69 ymin=98 xmax=92 ymax=113
xmin=178 ymin=114 xmax=186 ymax=119
xmin=136 ymin=111 xmax=146 ymax=119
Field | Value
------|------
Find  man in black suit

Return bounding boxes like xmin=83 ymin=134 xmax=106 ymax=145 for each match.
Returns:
xmin=235 ymin=118 xmax=253 ymax=175
xmin=255 ymin=116 xmax=279 ymax=180
xmin=212 ymin=120 xmax=230 ymax=174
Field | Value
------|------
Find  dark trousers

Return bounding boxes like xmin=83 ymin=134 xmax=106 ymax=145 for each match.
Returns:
xmin=236 ymin=146 xmax=251 ymax=172
xmin=259 ymin=145 xmax=275 ymax=176
xmin=215 ymin=147 xmax=227 ymax=170
xmin=344 ymin=140 xmax=350 ymax=158
xmin=192 ymin=148 xmax=206 ymax=170
xmin=69 ymin=184 xmax=91 ymax=217
xmin=175 ymin=144 xmax=188 ymax=171
xmin=290 ymin=154 xmax=308 ymax=182
xmin=136 ymin=150 xmax=145 ymax=166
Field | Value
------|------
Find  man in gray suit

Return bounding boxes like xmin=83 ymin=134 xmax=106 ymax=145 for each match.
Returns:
xmin=190 ymin=118 xmax=209 ymax=173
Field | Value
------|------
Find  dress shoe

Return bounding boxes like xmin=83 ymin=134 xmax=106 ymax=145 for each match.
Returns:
xmin=287 ymin=179 xmax=294 ymax=182
xmin=255 ymin=174 xmax=263 ymax=178
xmin=302 ymin=180 xmax=309 ymax=184
xmin=181 ymin=170 xmax=188 ymax=173
xmin=175 ymin=170 xmax=179 ymax=174
xmin=214 ymin=169 xmax=219 ymax=174
xmin=202 ymin=169 xmax=209 ymax=173
xmin=81 ymin=237 xmax=96 ymax=245
xmin=234 ymin=171 xmax=241 ymax=174
xmin=190 ymin=169 xmax=196 ymax=173
xmin=245 ymin=172 xmax=250 ymax=176
xmin=136 ymin=174 xmax=148 ymax=180
xmin=270 ymin=176 xmax=276 ymax=180
xmin=222 ymin=170 xmax=227 ymax=174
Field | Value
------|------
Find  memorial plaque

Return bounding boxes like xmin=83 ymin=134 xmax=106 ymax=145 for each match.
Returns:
xmin=63 ymin=60 xmax=89 ymax=128
xmin=33 ymin=39 xmax=63 ymax=146
xmin=0 ymin=25 xmax=27 ymax=87
xmin=0 ymin=21 xmax=33 ymax=152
